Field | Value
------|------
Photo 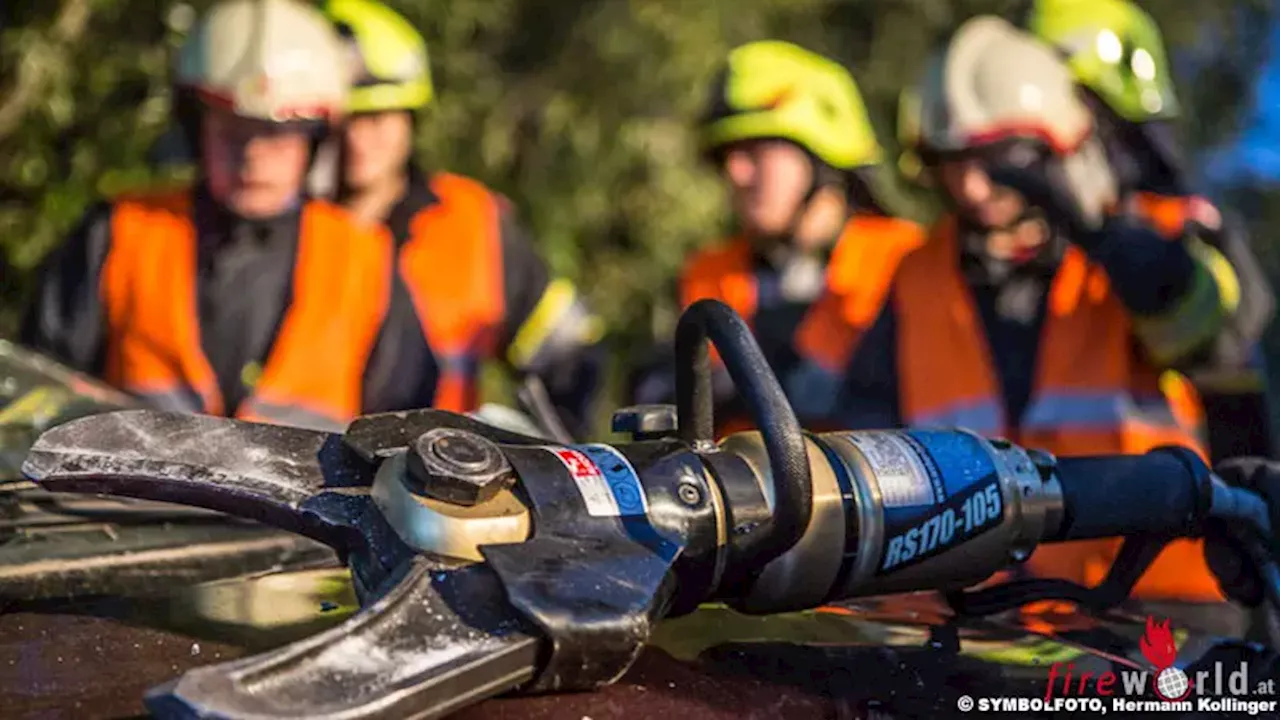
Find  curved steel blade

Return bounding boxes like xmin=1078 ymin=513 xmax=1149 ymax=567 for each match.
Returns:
xmin=145 ymin=556 xmax=542 ymax=720
xmin=22 ymin=410 xmax=376 ymax=550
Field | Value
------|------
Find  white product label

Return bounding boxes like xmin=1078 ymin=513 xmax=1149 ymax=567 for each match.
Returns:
xmin=849 ymin=432 xmax=936 ymax=508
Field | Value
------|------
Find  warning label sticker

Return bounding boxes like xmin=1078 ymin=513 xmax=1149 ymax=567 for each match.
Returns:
xmin=546 ymin=444 xmax=649 ymax=518
xmin=848 ymin=432 xmax=936 ymax=508
xmin=550 ymin=447 xmax=620 ymax=516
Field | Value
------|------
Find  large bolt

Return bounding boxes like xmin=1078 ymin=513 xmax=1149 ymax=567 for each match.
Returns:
xmin=405 ymin=428 xmax=515 ymax=506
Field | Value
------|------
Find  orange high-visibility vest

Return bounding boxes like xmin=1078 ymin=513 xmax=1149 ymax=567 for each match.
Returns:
xmin=397 ymin=173 xmax=507 ymax=413
xmin=101 ymin=190 xmax=393 ymax=431
xmin=796 ymin=196 xmax=1209 ymax=424
xmin=797 ymin=215 xmax=1221 ymax=602
xmin=892 ymin=217 xmax=1205 ymax=456
xmin=680 ymin=215 xmax=927 ymax=435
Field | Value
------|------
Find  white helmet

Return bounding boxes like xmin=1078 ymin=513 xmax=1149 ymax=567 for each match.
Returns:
xmin=176 ymin=0 xmax=349 ymax=124
xmin=918 ymin=16 xmax=1092 ymax=156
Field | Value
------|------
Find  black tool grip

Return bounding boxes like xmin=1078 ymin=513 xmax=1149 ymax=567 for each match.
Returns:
xmin=1048 ymin=446 xmax=1212 ymax=542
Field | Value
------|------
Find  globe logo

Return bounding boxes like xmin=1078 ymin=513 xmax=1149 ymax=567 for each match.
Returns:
xmin=1155 ymin=667 xmax=1191 ymax=702
xmin=1140 ymin=615 xmax=1193 ymax=701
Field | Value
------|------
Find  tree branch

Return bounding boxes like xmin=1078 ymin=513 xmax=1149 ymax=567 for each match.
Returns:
xmin=0 ymin=0 xmax=94 ymax=143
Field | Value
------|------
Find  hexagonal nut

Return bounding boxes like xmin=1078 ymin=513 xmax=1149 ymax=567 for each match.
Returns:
xmin=405 ymin=428 xmax=516 ymax=506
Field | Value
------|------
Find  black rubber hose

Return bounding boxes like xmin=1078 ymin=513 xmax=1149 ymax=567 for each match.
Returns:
xmin=947 ymin=535 xmax=1168 ymax=616
xmin=674 ymin=298 xmax=812 ymax=567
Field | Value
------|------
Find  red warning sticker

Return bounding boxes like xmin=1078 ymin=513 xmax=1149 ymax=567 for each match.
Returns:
xmin=549 ymin=447 xmax=621 ymax=517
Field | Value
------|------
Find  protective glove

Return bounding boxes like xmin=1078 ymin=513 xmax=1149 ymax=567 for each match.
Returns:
xmin=1203 ymin=457 xmax=1280 ymax=607
xmin=986 ymin=136 xmax=1118 ymax=246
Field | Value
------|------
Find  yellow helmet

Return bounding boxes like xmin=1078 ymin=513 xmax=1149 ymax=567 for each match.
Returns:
xmin=324 ymin=0 xmax=433 ymax=114
xmin=700 ymin=40 xmax=882 ymax=171
xmin=1025 ymin=0 xmax=1179 ymax=122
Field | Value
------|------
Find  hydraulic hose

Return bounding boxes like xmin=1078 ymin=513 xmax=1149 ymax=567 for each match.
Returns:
xmin=674 ymin=298 xmax=812 ymax=569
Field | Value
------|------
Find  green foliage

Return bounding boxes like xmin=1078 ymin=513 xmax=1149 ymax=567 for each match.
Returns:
xmin=0 ymin=0 xmax=204 ymax=328
xmin=0 ymin=0 xmax=1275 ymax=418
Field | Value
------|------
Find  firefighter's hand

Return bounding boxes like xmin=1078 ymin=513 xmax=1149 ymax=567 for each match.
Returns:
xmin=1185 ymin=196 xmax=1224 ymax=234
xmin=987 ymin=139 xmax=1118 ymax=243
xmin=1204 ymin=457 xmax=1280 ymax=607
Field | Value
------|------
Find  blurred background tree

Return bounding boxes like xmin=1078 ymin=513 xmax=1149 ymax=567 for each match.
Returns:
xmin=0 ymin=0 xmax=1275 ymax=431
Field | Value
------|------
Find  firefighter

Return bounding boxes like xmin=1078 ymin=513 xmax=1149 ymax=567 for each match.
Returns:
xmin=630 ymin=40 xmax=926 ymax=433
xmin=322 ymin=0 xmax=604 ymax=437
xmin=1023 ymin=0 xmax=1276 ymax=462
xmin=795 ymin=17 xmax=1243 ymax=601
xmin=19 ymin=0 xmax=430 ymax=432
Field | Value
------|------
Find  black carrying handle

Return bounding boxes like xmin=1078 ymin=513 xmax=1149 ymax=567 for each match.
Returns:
xmin=673 ymin=298 xmax=812 ymax=568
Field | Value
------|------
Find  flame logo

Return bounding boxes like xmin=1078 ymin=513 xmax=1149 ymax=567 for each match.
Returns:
xmin=1139 ymin=616 xmax=1178 ymax=669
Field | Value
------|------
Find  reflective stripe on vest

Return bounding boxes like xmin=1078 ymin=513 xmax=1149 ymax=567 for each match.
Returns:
xmin=130 ymin=389 xmax=206 ymax=415
xmin=101 ymin=190 xmax=392 ymax=431
xmin=398 ymin=173 xmax=505 ymax=413
xmin=909 ymin=398 xmax=1001 ymax=435
xmin=237 ymin=399 xmax=358 ymax=433
xmin=893 ymin=217 xmax=1219 ymax=602
xmin=508 ymin=278 xmax=601 ymax=375
xmin=908 ymin=392 xmax=1188 ymax=438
